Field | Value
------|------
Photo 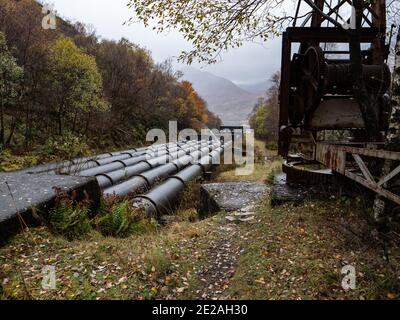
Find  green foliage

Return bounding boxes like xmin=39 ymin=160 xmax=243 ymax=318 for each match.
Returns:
xmin=95 ymin=200 xmax=156 ymax=237
xmin=48 ymin=37 xmax=108 ymax=135
xmin=49 ymin=198 xmax=92 ymax=239
xmin=39 ymin=131 xmax=90 ymax=159
xmin=249 ymin=72 xmax=280 ymax=146
xmin=0 ymin=31 xmax=23 ymax=147
xmin=0 ymin=32 xmax=23 ymax=102
xmin=95 ymin=201 xmax=133 ymax=237
xmin=0 ymin=149 xmax=38 ymax=172
xmin=0 ymin=1 xmax=220 ymax=155
xmin=249 ymin=103 xmax=268 ymax=139
xmin=128 ymin=0 xmax=286 ymax=64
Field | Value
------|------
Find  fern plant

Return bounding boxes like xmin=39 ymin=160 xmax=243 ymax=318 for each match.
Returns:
xmin=49 ymin=199 xmax=92 ymax=239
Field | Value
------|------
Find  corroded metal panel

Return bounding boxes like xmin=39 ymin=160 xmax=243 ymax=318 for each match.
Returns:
xmin=316 ymin=143 xmax=346 ymax=174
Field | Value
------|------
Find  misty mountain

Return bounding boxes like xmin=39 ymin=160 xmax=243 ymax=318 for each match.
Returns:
xmin=236 ymin=80 xmax=271 ymax=95
xmin=181 ymin=67 xmax=263 ymax=125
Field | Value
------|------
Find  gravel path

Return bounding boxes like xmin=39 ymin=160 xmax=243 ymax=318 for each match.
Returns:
xmin=194 ymin=222 xmax=244 ymax=300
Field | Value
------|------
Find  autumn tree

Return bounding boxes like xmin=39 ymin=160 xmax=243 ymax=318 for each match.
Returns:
xmin=48 ymin=37 xmax=107 ymax=135
xmin=0 ymin=0 xmax=221 ymax=153
xmin=128 ymin=0 xmax=291 ymax=64
xmin=249 ymin=99 xmax=268 ymax=140
xmin=249 ymin=72 xmax=279 ymax=144
xmin=0 ymin=32 xmax=23 ymax=147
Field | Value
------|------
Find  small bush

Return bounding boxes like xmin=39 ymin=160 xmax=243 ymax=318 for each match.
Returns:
xmin=39 ymin=131 xmax=90 ymax=159
xmin=95 ymin=200 xmax=154 ymax=237
xmin=130 ymin=218 xmax=159 ymax=235
xmin=49 ymin=198 xmax=92 ymax=239
xmin=95 ymin=201 xmax=133 ymax=237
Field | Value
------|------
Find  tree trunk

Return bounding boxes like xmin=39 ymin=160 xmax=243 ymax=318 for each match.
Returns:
xmin=5 ymin=116 xmax=16 ymax=147
xmin=85 ymin=111 xmax=91 ymax=136
xmin=24 ymin=101 xmax=31 ymax=147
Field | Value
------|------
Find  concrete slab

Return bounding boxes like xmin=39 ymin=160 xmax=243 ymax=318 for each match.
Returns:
xmin=270 ymin=173 xmax=309 ymax=206
xmin=199 ymin=182 xmax=268 ymax=217
xmin=0 ymin=171 xmax=101 ymax=244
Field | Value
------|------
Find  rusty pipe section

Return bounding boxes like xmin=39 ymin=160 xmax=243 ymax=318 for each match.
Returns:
xmin=132 ymin=142 xmax=230 ymax=217
xmin=103 ymin=141 xmax=222 ymax=197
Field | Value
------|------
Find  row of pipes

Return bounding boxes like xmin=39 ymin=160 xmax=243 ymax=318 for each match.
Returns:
xmin=61 ymin=139 xmax=232 ymax=217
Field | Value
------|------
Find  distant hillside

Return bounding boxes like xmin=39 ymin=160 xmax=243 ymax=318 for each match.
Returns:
xmin=236 ymin=80 xmax=270 ymax=95
xmin=181 ymin=67 xmax=263 ymax=125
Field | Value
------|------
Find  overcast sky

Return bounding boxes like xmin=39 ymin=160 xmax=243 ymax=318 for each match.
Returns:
xmin=48 ymin=0 xmax=282 ymax=85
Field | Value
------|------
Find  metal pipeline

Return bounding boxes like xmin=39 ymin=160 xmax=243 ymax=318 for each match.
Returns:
xmin=95 ymin=141 xmax=210 ymax=189
xmin=132 ymin=144 xmax=228 ymax=217
xmin=103 ymin=141 xmax=221 ymax=197
xmin=62 ymin=141 xmax=195 ymax=175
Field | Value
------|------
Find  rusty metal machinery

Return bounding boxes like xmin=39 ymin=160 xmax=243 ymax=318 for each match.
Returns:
xmin=279 ymin=0 xmax=391 ymax=156
xmin=289 ymin=45 xmax=391 ymax=129
xmin=278 ymin=0 xmax=400 ymax=207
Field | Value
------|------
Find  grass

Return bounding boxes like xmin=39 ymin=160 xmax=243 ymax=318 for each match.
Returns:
xmin=3 ymin=196 xmax=399 ymax=300
xmin=0 ymin=149 xmax=39 ymax=172
xmin=215 ymin=139 xmax=282 ymax=184
xmin=0 ymin=218 xmax=217 ymax=300
xmin=1 ymin=139 xmax=400 ymax=300
xmin=226 ymin=199 xmax=400 ymax=300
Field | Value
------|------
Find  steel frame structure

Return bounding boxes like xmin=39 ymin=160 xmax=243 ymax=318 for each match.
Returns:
xmin=278 ymin=0 xmax=400 ymax=205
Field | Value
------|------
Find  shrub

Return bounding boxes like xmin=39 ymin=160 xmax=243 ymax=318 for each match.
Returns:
xmin=95 ymin=201 xmax=133 ymax=237
xmin=95 ymin=200 xmax=154 ymax=237
xmin=49 ymin=198 xmax=92 ymax=239
xmin=39 ymin=131 xmax=90 ymax=159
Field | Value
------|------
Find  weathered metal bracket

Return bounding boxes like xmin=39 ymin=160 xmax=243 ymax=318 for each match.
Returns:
xmin=316 ymin=142 xmax=400 ymax=205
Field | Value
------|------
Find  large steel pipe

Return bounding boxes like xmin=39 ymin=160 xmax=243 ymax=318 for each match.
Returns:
xmin=133 ymin=146 xmax=227 ymax=217
xmin=95 ymin=141 xmax=207 ymax=188
xmin=103 ymin=141 xmax=219 ymax=197
xmin=62 ymin=141 xmax=194 ymax=175
xmin=96 ymin=162 xmax=151 ymax=189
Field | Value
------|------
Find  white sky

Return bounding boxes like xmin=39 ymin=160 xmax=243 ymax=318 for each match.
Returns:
xmin=48 ymin=0 xmax=282 ymax=84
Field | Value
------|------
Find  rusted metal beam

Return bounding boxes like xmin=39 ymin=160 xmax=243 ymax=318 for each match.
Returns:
xmin=352 ymin=154 xmax=375 ymax=183
xmin=377 ymin=164 xmax=400 ymax=187
xmin=285 ymin=27 xmax=379 ymax=43
xmin=317 ymin=143 xmax=400 ymax=161
xmin=316 ymin=142 xmax=400 ymax=205
xmin=345 ymin=171 xmax=400 ymax=205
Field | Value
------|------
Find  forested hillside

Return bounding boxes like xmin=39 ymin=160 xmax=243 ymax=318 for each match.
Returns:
xmin=0 ymin=0 xmax=220 ymax=166
xmin=249 ymin=72 xmax=279 ymax=147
